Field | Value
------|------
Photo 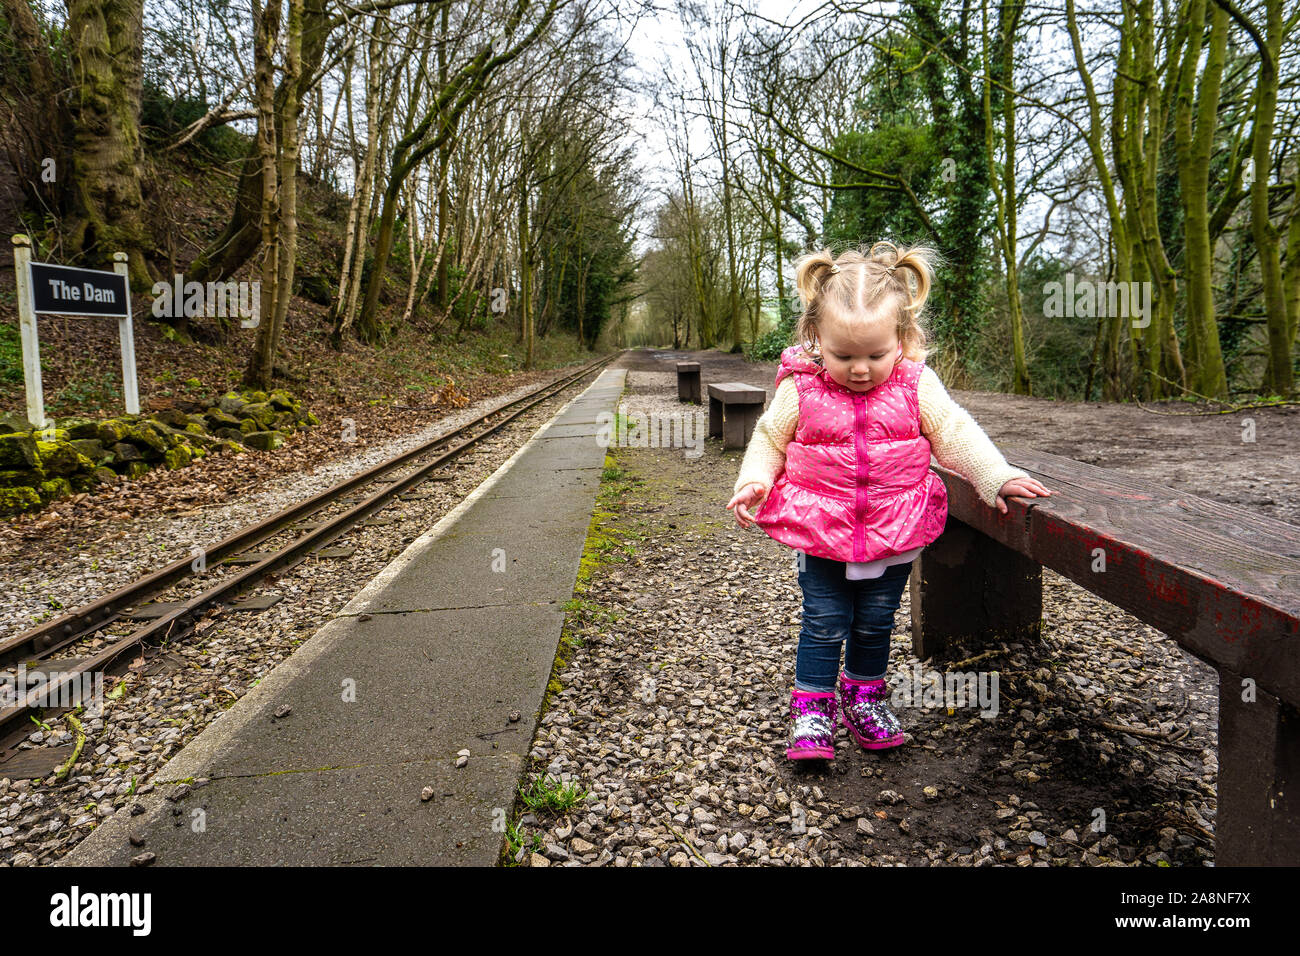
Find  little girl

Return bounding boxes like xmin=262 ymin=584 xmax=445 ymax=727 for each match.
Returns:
xmin=726 ymin=242 xmax=1051 ymax=761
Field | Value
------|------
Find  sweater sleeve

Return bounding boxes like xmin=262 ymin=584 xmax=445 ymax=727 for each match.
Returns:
xmin=918 ymin=367 xmax=1029 ymax=507
xmin=732 ymin=376 xmax=798 ymax=497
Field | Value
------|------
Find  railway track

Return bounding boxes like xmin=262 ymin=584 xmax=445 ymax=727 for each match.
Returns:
xmin=0 ymin=351 xmax=619 ymax=744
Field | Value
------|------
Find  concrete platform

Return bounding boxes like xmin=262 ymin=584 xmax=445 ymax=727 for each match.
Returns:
xmin=62 ymin=366 xmax=626 ymax=866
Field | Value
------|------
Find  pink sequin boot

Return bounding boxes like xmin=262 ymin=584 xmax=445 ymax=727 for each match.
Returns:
xmin=837 ymin=673 xmax=905 ymax=750
xmin=786 ymin=689 xmax=837 ymax=761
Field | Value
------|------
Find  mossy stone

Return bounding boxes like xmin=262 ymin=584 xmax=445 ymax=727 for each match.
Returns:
xmin=242 ymin=430 xmax=284 ymax=451
xmin=239 ymin=418 xmax=258 ymax=434
xmin=244 ymin=389 xmax=270 ymax=404
xmin=268 ymin=389 xmax=299 ymax=412
xmin=38 ymin=477 xmax=72 ymax=502
xmin=125 ymin=461 xmax=150 ymax=479
xmin=203 ymin=408 xmax=242 ymax=429
xmin=125 ymin=424 xmax=168 ymax=456
xmin=0 ymin=468 xmax=44 ymax=486
xmin=96 ymin=420 xmax=130 ymax=444
xmin=163 ymin=445 xmax=192 ymax=469
xmin=240 ymin=402 xmax=275 ymax=427
xmin=35 ymin=441 xmax=91 ymax=477
xmin=59 ymin=417 xmax=102 ymax=440
xmin=0 ymin=486 xmax=41 ymax=514
xmin=218 ymin=392 xmax=247 ymax=415
xmin=150 ymin=408 xmax=190 ymax=428
xmin=303 ymin=411 xmax=320 ymax=427
xmin=0 ymin=412 xmax=33 ymax=434
xmin=92 ymin=466 xmax=119 ymax=485
xmin=0 ymin=433 xmax=39 ymax=469
xmin=67 ymin=438 xmax=108 ymax=463
xmin=111 ymin=442 xmax=142 ymax=463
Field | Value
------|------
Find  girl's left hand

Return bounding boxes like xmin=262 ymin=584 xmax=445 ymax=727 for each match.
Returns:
xmin=995 ymin=476 xmax=1052 ymax=514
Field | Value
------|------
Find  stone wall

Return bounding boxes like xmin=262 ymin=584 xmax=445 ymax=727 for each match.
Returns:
xmin=0 ymin=388 xmax=319 ymax=515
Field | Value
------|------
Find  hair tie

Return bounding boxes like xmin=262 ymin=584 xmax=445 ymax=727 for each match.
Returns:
xmin=886 ymin=265 xmax=896 ymax=274
xmin=829 ymin=263 xmax=840 ymax=274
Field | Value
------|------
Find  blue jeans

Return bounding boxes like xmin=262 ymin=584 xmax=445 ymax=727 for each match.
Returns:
xmin=793 ymin=555 xmax=912 ymax=692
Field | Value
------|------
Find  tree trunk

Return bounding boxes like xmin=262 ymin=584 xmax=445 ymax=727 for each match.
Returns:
xmin=1067 ymin=0 xmax=1132 ymax=400
xmin=985 ymin=0 xmax=1030 ymax=394
xmin=434 ymin=1 xmax=451 ymax=315
xmin=243 ymin=0 xmax=290 ymax=390
xmin=1175 ymin=0 xmax=1228 ymax=398
xmin=332 ymin=19 xmax=386 ymax=344
xmin=265 ymin=0 xmax=302 ymax=387
xmin=188 ymin=0 xmax=329 ymax=284
xmin=64 ymin=0 xmax=153 ymax=290
xmin=1250 ymin=0 xmax=1292 ymax=396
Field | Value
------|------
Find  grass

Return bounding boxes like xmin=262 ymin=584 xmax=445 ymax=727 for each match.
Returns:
xmin=518 ymin=773 xmax=589 ymax=815
xmin=502 ymin=773 xmax=592 ymax=866
xmin=504 ymin=819 xmax=544 ymax=862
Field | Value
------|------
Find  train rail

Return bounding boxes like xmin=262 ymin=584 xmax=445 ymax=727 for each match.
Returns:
xmin=0 ymin=351 xmax=618 ymax=742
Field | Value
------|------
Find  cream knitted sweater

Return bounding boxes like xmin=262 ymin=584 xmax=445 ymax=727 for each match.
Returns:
xmin=733 ymin=367 xmax=1028 ymax=509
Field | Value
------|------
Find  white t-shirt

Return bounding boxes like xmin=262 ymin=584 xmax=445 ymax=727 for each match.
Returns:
xmin=844 ymin=546 xmax=922 ymax=580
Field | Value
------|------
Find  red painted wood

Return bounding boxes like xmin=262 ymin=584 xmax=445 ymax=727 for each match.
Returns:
xmin=932 ymin=445 xmax=1300 ymax=706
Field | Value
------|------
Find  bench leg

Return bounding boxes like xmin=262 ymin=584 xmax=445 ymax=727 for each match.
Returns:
xmin=678 ymin=371 xmax=701 ymax=403
xmin=709 ymin=396 xmax=723 ymax=438
xmin=1215 ymin=665 xmax=1300 ymax=864
xmin=722 ymin=403 xmax=759 ymax=447
xmin=910 ymin=517 xmax=1042 ymax=660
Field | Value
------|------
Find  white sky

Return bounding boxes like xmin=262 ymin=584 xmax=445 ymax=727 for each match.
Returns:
xmin=615 ymin=0 xmax=831 ymax=255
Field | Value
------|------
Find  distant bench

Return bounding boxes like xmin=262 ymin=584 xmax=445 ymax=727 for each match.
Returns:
xmin=677 ymin=362 xmax=701 ymax=403
xmin=911 ymin=445 xmax=1300 ymax=865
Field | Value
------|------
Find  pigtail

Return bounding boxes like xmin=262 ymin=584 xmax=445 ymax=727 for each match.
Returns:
xmin=890 ymin=245 xmax=936 ymax=317
xmin=791 ymin=248 xmax=841 ymax=354
xmin=865 ymin=241 xmax=939 ymax=362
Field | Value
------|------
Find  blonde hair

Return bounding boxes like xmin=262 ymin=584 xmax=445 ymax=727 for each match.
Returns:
xmin=791 ymin=241 xmax=938 ymax=363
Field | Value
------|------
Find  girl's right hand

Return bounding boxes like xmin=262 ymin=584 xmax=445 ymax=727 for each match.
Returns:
xmin=727 ymin=482 xmax=767 ymax=529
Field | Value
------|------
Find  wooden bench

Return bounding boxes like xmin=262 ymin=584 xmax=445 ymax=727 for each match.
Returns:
xmin=911 ymin=445 xmax=1300 ymax=865
xmin=677 ymin=362 xmax=701 ymax=403
xmin=707 ymin=382 xmax=765 ymax=449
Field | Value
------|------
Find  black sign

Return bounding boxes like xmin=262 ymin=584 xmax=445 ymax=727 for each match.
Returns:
xmin=28 ymin=261 xmax=130 ymax=317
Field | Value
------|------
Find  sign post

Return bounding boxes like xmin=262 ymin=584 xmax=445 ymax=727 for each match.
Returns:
xmin=111 ymin=252 xmax=140 ymax=416
xmin=11 ymin=234 xmax=139 ymax=429
xmin=12 ymin=235 xmax=44 ymax=429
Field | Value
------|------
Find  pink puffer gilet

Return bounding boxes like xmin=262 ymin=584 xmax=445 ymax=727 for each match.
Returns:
xmin=753 ymin=342 xmax=948 ymax=563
